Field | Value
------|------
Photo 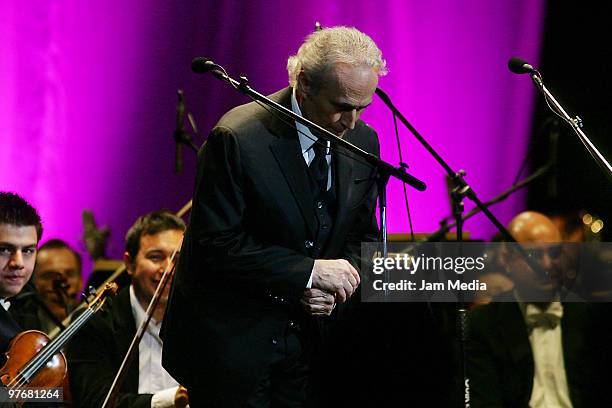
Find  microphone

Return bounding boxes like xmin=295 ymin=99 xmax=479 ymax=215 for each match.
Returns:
xmin=174 ymin=90 xmax=186 ymax=174
xmin=191 ymin=57 xmax=223 ymax=74
xmin=508 ymin=57 xmax=536 ymax=74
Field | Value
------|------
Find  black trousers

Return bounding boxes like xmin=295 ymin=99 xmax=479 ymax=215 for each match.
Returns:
xmin=246 ymin=324 xmax=308 ymax=408
xmin=189 ymin=323 xmax=308 ymax=408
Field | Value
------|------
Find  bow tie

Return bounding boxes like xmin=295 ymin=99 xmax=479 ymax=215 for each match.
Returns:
xmin=526 ymin=312 xmax=561 ymax=332
xmin=525 ymin=302 xmax=563 ymax=333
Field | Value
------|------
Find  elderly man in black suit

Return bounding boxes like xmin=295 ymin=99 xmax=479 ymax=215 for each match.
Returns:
xmin=162 ymin=26 xmax=385 ymax=407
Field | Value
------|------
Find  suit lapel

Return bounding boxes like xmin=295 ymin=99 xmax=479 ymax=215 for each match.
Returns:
xmin=270 ymin=140 xmax=316 ymax=237
xmin=496 ymin=302 xmax=532 ymax=368
xmin=0 ymin=306 xmax=21 ymax=351
xmin=266 ymin=88 xmax=316 ymax=237
xmin=328 ymin=145 xmax=354 ymax=244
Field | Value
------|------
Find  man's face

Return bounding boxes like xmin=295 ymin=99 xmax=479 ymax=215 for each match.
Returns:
xmin=126 ymin=229 xmax=183 ymax=311
xmin=505 ymin=231 xmax=563 ymax=298
xmin=0 ymin=224 xmax=38 ymax=298
xmin=34 ymin=247 xmax=82 ymax=305
xmin=298 ymin=62 xmax=378 ymax=138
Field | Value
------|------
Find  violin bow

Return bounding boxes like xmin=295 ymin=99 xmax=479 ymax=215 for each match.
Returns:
xmin=101 ymin=247 xmax=179 ymax=408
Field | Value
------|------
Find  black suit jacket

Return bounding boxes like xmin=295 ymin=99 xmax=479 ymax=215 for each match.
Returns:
xmin=67 ymin=288 xmax=152 ymax=408
xmin=467 ymin=293 xmax=597 ymax=408
xmin=161 ymin=87 xmax=380 ymax=406
xmin=0 ymin=305 xmax=21 ymax=355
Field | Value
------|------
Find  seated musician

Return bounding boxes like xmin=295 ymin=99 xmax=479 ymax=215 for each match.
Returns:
xmin=67 ymin=211 xmax=188 ymax=407
xmin=0 ymin=192 xmax=42 ymax=357
xmin=11 ymin=239 xmax=84 ymax=333
xmin=467 ymin=211 xmax=604 ymax=407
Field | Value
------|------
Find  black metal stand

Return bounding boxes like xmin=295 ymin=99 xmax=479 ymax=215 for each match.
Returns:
xmin=377 ymin=173 xmax=391 ymax=296
xmin=529 ymin=72 xmax=612 ymax=181
xmin=173 ymin=128 xmax=199 ymax=154
xmin=428 ymin=164 xmax=551 ymax=242
xmin=173 ymin=89 xmax=200 ymax=174
xmin=375 ymin=87 xmax=515 ymax=243
xmin=374 ymin=87 xmax=517 ymax=408
xmin=375 ymin=85 xmax=558 ymax=407
xmin=450 ymin=177 xmax=470 ymax=407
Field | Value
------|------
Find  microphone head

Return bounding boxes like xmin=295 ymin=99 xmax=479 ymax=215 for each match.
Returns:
xmin=508 ymin=57 xmax=535 ymax=74
xmin=191 ymin=57 xmax=218 ymax=74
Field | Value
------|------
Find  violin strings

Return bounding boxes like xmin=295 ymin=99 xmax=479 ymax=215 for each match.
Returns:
xmin=7 ymin=306 xmax=96 ymax=388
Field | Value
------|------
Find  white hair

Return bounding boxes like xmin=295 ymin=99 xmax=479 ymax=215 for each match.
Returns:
xmin=286 ymin=26 xmax=387 ymax=88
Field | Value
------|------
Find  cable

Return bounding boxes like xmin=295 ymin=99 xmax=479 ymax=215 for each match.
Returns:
xmin=391 ymin=112 xmax=415 ymax=241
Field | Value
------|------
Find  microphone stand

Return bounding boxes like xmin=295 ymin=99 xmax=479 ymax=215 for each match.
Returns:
xmin=374 ymin=86 xmax=522 ymax=407
xmin=174 ymin=128 xmax=199 ymax=155
xmin=528 ymin=72 xmax=612 ymax=181
xmin=428 ymin=163 xmax=552 ymax=242
xmin=198 ymin=63 xmax=427 ymax=263
xmin=173 ymin=89 xmax=200 ymax=174
xmin=375 ymin=87 xmax=516 ymax=243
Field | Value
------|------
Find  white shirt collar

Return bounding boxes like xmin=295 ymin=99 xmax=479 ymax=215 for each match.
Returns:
xmin=514 ymin=290 xmax=563 ymax=319
xmin=291 ymin=87 xmax=317 ymax=155
xmin=525 ymin=301 xmax=563 ymax=319
xmin=0 ymin=298 xmax=10 ymax=311
xmin=129 ymin=285 xmax=161 ymax=330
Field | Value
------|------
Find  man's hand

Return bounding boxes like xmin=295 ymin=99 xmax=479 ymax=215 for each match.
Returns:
xmin=311 ymin=259 xmax=360 ymax=302
xmin=174 ymin=385 xmax=189 ymax=408
xmin=300 ymin=288 xmax=336 ymax=316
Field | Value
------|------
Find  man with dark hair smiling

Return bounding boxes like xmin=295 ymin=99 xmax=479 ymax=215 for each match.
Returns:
xmin=0 ymin=192 xmax=42 ymax=354
xmin=68 ymin=210 xmax=189 ymax=408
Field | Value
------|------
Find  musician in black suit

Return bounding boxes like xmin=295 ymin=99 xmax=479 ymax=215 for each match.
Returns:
xmin=161 ymin=26 xmax=386 ymax=407
xmin=67 ymin=211 xmax=188 ymax=408
xmin=0 ymin=192 xmax=43 ymax=356
xmin=468 ymin=211 xmax=602 ymax=407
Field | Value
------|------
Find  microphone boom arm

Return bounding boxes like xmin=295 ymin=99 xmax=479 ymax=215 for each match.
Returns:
xmin=202 ymin=65 xmax=426 ymax=191
xmin=375 ymin=87 xmax=516 ymax=242
xmin=529 ymin=73 xmax=612 ymax=181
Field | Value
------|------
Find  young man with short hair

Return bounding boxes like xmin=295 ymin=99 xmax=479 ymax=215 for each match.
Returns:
xmin=0 ymin=192 xmax=43 ymax=354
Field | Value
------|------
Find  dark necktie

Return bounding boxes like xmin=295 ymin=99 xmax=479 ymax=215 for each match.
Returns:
xmin=309 ymin=141 xmax=328 ymax=194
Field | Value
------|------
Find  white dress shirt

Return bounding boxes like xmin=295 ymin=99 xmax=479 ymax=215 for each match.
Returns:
xmin=521 ymin=301 xmax=573 ymax=408
xmin=129 ymin=286 xmax=184 ymax=408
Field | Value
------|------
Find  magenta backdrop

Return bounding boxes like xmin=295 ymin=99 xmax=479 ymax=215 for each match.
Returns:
xmin=0 ymin=1 xmax=545 ymax=277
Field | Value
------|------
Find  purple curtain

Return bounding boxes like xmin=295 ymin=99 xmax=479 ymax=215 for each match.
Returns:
xmin=0 ymin=0 xmax=545 ymax=276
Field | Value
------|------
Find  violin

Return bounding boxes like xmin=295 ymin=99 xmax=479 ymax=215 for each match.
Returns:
xmin=0 ymin=283 xmax=117 ymax=405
